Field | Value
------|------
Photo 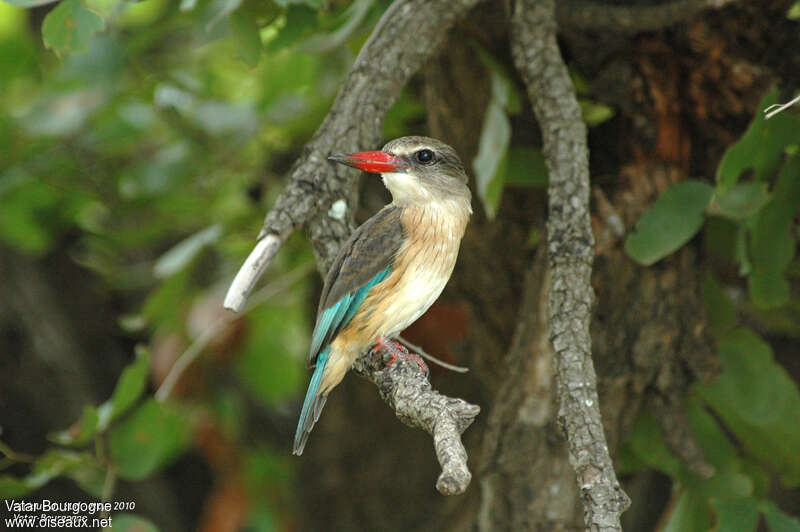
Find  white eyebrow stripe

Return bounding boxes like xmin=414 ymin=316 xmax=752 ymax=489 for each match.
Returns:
xmin=388 ymin=144 xmax=431 ymax=158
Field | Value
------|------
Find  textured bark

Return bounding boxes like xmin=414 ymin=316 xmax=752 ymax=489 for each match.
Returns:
xmin=478 ymin=249 xmax=583 ymax=531
xmin=352 ymin=348 xmax=480 ymax=495
xmin=509 ymin=0 xmax=630 ymax=529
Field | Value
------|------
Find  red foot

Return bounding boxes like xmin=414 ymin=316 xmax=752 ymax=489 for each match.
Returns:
xmin=372 ymin=337 xmax=429 ymax=376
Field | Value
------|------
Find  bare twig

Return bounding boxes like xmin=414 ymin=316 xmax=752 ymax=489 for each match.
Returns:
xmin=351 ymin=347 xmax=480 ymax=495
xmin=224 ymin=233 xmax=288 ymax=311
xmin=157 ymin=263 xmax=314 ymax=401
xmin=557 ymin=0 xmax=735 ymax=32
xmin=764 ymin=94 xmax=800 ymax=119
xmin=0 ymin=440 xmax=36 ymax=463
xmin=224 ymin=0 xmax=483 ymax=311
xmin=509 ymin=0 xmax=630 ymax=529
xmin=397 ymin=335 xmax=470 ymax=373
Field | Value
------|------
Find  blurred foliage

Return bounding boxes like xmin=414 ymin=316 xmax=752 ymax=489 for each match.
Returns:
xmin=620 ymin=90 xmax=800 ymax=530
xmin=0 ymin=0 xmax=402 ymax=528
xmin=0 ymin=0 xmax=798 ymax=530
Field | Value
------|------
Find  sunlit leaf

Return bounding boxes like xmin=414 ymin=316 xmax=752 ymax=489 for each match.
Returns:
xmin=42 ymin=0 xmax=105 ymax=58
xmin=109 ymin=399 xmax=191 ymax=480
xmin=153 ymin=225 xmax=221 ymax=279
xmin=624 ymin=180 xmax=713 ymax=265
xmin=787 ymin=1 xmax=800 ymax=20
xmin=579 ymin=98 xmax=615 ymax=126
xmin=472 ymin=70 xmax=511 ymax=219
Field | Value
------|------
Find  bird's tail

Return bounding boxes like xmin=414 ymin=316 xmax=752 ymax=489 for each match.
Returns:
xmin=293 ymin=346 xmax=330 ymax=455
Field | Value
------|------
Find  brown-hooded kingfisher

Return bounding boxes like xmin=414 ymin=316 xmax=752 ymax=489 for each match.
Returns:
xmin=293 ymin=136 xmax=472 ymax=455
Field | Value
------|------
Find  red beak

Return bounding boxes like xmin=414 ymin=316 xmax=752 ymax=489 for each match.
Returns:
xmin=328 ymin=151 xmax=409 ymax=174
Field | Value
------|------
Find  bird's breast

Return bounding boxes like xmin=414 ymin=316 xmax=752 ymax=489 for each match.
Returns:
xmin=349 ymin=200 xmax=469 ymax=342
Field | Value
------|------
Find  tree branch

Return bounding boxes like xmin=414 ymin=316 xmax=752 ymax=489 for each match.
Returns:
xmin=509 ymin=0 xmax=630 ymax=529
xmin=223 ymin=0 xmax=483 ymax=495
xmin=225 ymin=0 xmax=483 ymax=312
xmin=556 ymin=0 xmax=735 ymax=33
xmin=352 ymin=348 xmax=480 ymax=495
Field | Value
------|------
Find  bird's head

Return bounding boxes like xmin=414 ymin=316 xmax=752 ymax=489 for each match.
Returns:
xmin=329 ymin=136 xmax=471 ymax=207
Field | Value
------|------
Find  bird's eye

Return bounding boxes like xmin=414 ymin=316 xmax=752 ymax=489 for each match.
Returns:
xmin=414 ymin=149 xmax=435 ymax=164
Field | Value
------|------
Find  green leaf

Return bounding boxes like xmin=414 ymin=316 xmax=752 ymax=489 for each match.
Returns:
xmin=266 ymin=5 xmax=318 ymax=52
xmin=42 ymin=0 xmax=105 ymax=58
xmin=622 ymin=409 xmax=682 ymax=477
xmin=50 ymin=348 xmax=150 ymax=445
xmin=703 ymin=216 xmax=739 ymax=263
xmin=624 ymin=180 xmax=714 ymax=266
xmin=704 ymin=273 xmax=737 ymax=336
xmin=661 ymin=490 xmax=714 ymax=532
xmin=66 ymin=458 xmax=106 ymax=498
xmin=0 ymin=475 xmax=32 ymax=498
xmin=685 ymin=397 xmax=738 ymax=471
xmin=761 ymin=500 xmax=800 ymax=532
xmin=2 ymin=0 xmax=57 ymax=6
xmin=236 ymin=303 xmax=305 ymax=406
xmin=109 ymin=399 xmax=191 ymax=480
xmin=716 ymin=89 xmax=800 ymax=189
xmin=748 ymin=151 xmax=800 ymax=308
xmin=104 ymin=514 xmax=160 ymax=532
xmin=273 ymin=0 xmax=321 ymax=6
xmin=230 ymin=9 xmax=262 ymax=66
xmin=579 ymin=98 xmax=615 ymax=126
xmin=748 ymin=153 xmax=800 ymax=308
xmin=787 ymin=2 xmax=800 ymax=20
xmin=108 ymin=346 xmax=150 ymax=420
xmin=49 ymin=405 xmax=100 ymax=446
xmin=711 ymin=497 xmax=759 ymax=532
xmin=696 ymin=328 xmax=800 ymax=486
xmin=472 ymin=69 xmax=511 ymax=219
xmin=503 ymin=146 xmax=548 ymax=188
xmin=709 ymin=182 xmax=770 ymax=220
xmin=0 ymin=450 xmax=100 ymax=498
xmin=748 ymin=271 xmax=790 ymax=309
xmin=299 ymin=0 xmax=373 ymax=53
xmin=153 ymin=225 xmax=221 ymax=279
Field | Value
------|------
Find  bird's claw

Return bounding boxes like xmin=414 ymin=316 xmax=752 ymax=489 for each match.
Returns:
xmin=373 ymin=337 xmax=429 ymax=377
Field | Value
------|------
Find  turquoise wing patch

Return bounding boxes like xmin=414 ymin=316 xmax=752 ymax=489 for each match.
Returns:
xmin=308 ymin=266 xmax=391 ymax=364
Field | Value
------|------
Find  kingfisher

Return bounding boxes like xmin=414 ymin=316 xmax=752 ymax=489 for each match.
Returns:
xmin=293 ymin=136 xmax=472 ymax=455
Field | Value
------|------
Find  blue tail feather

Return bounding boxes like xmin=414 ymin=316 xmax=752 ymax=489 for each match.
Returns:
xmin=293 ymin=346 xmax=330 ymax=455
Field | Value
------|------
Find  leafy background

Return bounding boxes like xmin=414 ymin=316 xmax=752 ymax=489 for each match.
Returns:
xmin=0 ymin=0 xmax=799 ymax=530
